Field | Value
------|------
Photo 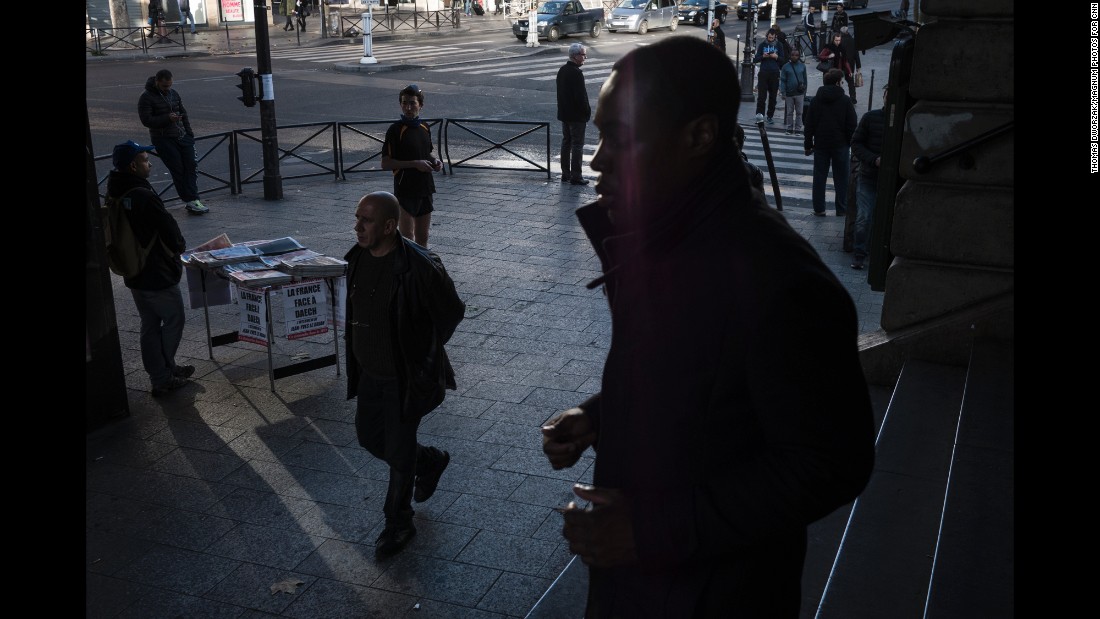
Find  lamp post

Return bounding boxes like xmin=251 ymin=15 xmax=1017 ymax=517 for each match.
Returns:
xmin=739 ymin=0 xmax=756 ymax=102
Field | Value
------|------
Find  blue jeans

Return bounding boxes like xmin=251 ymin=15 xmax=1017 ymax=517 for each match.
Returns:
xmin=465 ymin=0 xmax=472 ymax=15
xmin=853 ymin=175 xmax=877 ymax=260
xmin=152 ymin=136 xmax=199 ymax=203
xmin=130 ymin=284 xmax=186 ymax=388
xmin=561 ymin=120 xmax=586 ymax=181
xmin=181 ymin=9 xmax=196 ymax=32
xmin=812 ymin=145 xmax=849 ymax=215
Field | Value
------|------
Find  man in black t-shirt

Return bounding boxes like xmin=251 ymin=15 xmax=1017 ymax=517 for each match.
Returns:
xmin=382 ymin=84 xmax=443 ymax=248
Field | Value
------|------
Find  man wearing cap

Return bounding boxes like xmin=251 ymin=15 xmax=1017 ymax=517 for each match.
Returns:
xmin=106 ymin=141 xmax=194 ymax=397
xmin=138 ymin=68 xmax=209 ymax=215
xmin=556 ymin=43 xmax=591 ymax=186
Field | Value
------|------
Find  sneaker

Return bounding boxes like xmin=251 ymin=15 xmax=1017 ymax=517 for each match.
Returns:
xmin=375 ymin=522 xmax=417 ymax=558
xmin=570 ymin=178 xmax=590 ymax=186
xmin=812 ymin=211 xmax=826 ymax=217
xmin=851 ymin=257 xmax=865 ymax=270
xmin=151 ymin=375 xmax=189 ymax=397
xmin=766 ymin=117 xmax=775 ymax=125
xmin=785 ymin=129 xmax=794 ymax=135
xmin=185 ymin=200 xmax=209 ymax=215
xmin=414 ymin=451 xmax=450 ymax=503
xmin=560 ymin=176 xmax=571 ymax=183
xmin=754 ymin=113 xmax=765 ymax=123
xmin=172 ymin=364 xmax=195 ymax=379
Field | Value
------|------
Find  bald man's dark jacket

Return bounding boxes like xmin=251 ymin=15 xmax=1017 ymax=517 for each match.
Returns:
xmin=343 ymin=237 xmax=465 ymax=421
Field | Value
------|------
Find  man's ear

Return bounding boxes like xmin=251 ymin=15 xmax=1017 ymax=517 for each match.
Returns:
xmin=683 ymin=114 xmax=720 ymax=158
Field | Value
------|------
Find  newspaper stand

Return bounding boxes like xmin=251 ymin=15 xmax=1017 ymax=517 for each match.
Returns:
xmin=187 ymin=257 xmax=343 ymax=392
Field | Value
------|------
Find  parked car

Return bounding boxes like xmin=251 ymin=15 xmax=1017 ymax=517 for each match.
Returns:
xmin=512 ymin=0 xmax=605 ymax=42
xmin=735 ymin=0 xmax=794 ymax=20
xmin=607 ymin=0 xmax=679 ymax=34
xmin=791 ymin=0 xmax=805 ymax=14
xmin=677 ymin=0 xmax=729 ymax=27
xmin=826 ymin=0 xmax=869 ymax=9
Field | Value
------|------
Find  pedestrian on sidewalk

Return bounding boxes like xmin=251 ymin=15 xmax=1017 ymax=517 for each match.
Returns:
xmin=148 ymin=0 xmax=168 ymax=40
xmin=829 ymin=3 xmax=849 ymax=37
xmin=138 ymin=69 xmax=209 ymax=214
xmin=818 ymin=32 xmax=855 ymax=104
xmin=345 ymin=191 xmax=465 ymax=558
xmin=381 ymin=84 xmax=444 ymax=247
xmin=802 ymin=5 xmax=818 ymax=56
xmin=780 ymin=47 xmax=808 ymax=135
xmin=850 ymin=86 xmax=887 ymax=270
xmin=839 ymin=27 xmax=861 ymax=104
xmin=753 ymin=29 xmax=786 ymax=124
xmin=178 ymin=0 xmax=196 ymax=34
xmin=279 ymin=0 xmax=295 ymax=31
xmin=710 ymin=16 xmax=726 ymax=53
xmin=295 ymin=0 xmax=309 ymax=32
xmin=804 ymin=68 xmax=857 ymax=217
xmin=106 ymin=140 xmax=194 ymax=398
xmin=541 ymin=36 xmax=874 ymax=618
xmin=556 ymin=43 xmax=591 ymax=185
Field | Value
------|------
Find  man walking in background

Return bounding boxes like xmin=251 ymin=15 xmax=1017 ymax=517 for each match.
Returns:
xmin=556 ymin=43 xmax=592 ymax=185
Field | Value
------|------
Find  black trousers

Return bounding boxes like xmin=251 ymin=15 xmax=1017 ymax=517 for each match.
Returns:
xmin=355 ymin=372 xmax=444 ymax=524
xmin=561 ymin=120 xmax=586 ymax=181
xmin=756 ymin=71 xmax=780 ymax=118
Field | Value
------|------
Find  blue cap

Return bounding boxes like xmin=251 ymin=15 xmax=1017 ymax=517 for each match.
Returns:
xmin=112 ymin=140 xmax=156 ymax=169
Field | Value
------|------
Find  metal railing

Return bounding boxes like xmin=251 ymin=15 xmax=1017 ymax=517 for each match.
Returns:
xmin=443 ymin=119 xmax=551 ymax=179
xmin=93 ymin=118 xmax=551 ymax=201
xmin=329 ymin=7 xmax=461 ymax=37
xmin=86 ymin=26 xmax=190 ymax=55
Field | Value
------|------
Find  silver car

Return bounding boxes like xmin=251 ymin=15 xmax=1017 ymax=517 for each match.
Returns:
xmin=607 ymin=0 xmax=679 ymax=34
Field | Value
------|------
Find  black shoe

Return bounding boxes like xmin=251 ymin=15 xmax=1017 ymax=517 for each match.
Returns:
xmin=375 ymin=522 xmax=416 ymax=558
xmin=414 ymin=451 xmax=450 ymax=503
xmin=812 ymin=211 xmax=826 ymax=217
xmin=570 ymin=179 xmax=590 ymax=186
xmin=151 ymin=375 xmax=189 ymax=397
xmin=560 ymin=176 xmax=571 ymax=183
xmin=172 ymin=364 xmax=196 ymax=379
xmin=850 ymin=257 xmax=865 ymax=270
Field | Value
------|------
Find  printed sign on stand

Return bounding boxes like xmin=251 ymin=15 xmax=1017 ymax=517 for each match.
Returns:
xmin=283 ymin=280 xmax=329 ymax=340
xmin=238 ymin=287 xmax=269 ymax=346
xmin=334 ymin=276 xmax=347 ymax=329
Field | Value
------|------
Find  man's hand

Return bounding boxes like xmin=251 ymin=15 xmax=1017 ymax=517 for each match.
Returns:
xmin=542 ymin=408 xmax=596 ymax=470
xmin=412 ymin=159 xmax=437 ymax=172
xmin=560 ymin=485 xmax=638 ymax=568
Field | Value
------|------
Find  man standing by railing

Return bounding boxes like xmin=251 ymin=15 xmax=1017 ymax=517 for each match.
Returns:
xmin=138 ymin=69 xmax=209 ymax=214
xmin=556 ymin=43 xmax=591 ymax=185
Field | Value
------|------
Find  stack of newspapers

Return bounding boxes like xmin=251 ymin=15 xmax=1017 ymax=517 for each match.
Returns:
xmin=275 ymin=249 xmax=349 ymax=278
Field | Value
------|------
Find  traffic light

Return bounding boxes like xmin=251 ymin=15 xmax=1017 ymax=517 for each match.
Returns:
xmin=236 ymin=68 xmax=256 ymax=107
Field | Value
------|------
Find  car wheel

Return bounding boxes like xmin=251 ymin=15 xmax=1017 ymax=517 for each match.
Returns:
xmin=547 ymin=25 xmax=560 ymax=42
xmin=718 ymin=12 xmax=726 ymax=23
xmin=785 ymin=7 xmax=791 ymax=18
xmin=638 ymin=20 xmax=648 ymax=34
xmin=695 ymin=13 xmax=705 ymax=26
xmin=590 ymin=21 xmax=601 ymax=37
xmin=669 ymin=17 xmax=677 ymax=31
xmin=516 ymin=34 xmax=526 ymax=40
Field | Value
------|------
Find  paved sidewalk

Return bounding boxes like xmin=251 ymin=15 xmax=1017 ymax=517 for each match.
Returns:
xmin=87 ymin=155 xmax=883 ymax=617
